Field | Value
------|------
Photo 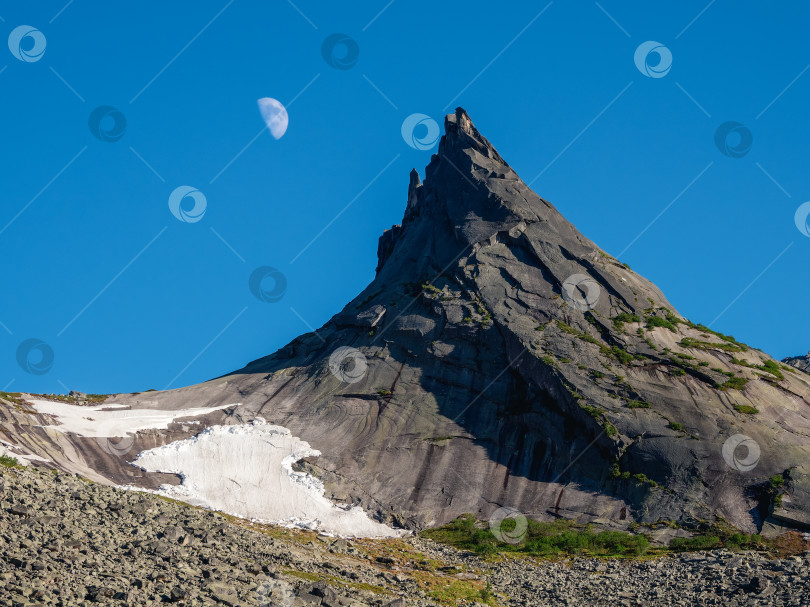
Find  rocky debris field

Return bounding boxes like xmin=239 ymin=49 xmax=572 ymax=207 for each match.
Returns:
xmin=0 ymin=465 xmax=809 ymax=607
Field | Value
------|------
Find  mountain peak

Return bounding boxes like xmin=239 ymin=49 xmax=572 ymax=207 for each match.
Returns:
xmin=444 ymin=107 xmax=475 ymax=138
xmin=363 ymin=110 xmax=810 ymax=534
xmin=12 ymin=108 xmax=810 ymax=541
xmin=441 ymin=107 xmax=505 ymax=165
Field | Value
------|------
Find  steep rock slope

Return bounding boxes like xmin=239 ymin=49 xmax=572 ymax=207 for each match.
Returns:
xmin=4 ymin=109 xmax=810 ymax=534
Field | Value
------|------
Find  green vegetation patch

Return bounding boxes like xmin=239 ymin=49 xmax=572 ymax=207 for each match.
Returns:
xmin=45 ymin=393 xmax=108 ymax=403
xmin=0 ymin=392 xmax=26 ymax=406
xmin=680 ymin=337 xmax=745 ymax=353
xmin=422 ymin=514 xmax=649 ymax=558
xmin=610 ymin=346 xmax=634 ymax=365
xmin=646 ymin=316 xmax=678 ymax=332
xmin=766 ymin=473 xmax=789 ymax=508
xmin=579 ymin=404 xmax=617 ymax=437
xmin=717 ymin=376 xmax=749 ymax=391
xmin=556 ymin=320 xmax=579 ymax=335
xmin=612 ymin=312 xmax=641 ymax=331
xmin=0 ymin=455 xmax=20 ymax=468
xmin=669 ymin=524 xmax=769 ymax=553
xmin=732 ymin=358 xmax=785 ymax=381
xmin=424 ymin=436 xmax=454 ymax=443
xmin=683 ymin=322 xmax=748 ymax=350
xmin=580 ymin=333 xmax=601 ymax=345
xmin=631 ymin=473 xmax=658 ymax=488
xmin=734 ymin=404 xmax=759 ymax=415
xmin=425 ymin=578 xmax=494 ymax=606
xmin=553 ymin=321 xmax=638 ymax=366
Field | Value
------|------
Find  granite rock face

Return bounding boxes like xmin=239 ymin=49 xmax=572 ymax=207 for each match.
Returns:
xmin=784 ymin=352 xmax=810 ymax=374
xmin=5 ymin=109 xmax=810 ymax=535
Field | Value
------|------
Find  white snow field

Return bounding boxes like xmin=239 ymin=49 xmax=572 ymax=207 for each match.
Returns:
xmin=28 ymin=400 xmax=233 ymax=437
xmin=133 ymin=419 xmax=404 ymax=539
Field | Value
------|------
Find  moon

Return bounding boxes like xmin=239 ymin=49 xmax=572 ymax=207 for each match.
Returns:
xmin=795 ymin=201 xmax=810 ymax=237
xmin=257 ymin=98 xmax=288 ymax=140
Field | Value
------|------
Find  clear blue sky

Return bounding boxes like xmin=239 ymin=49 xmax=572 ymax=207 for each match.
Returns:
xmin=2 ymin=1 xmax=809 ymax=394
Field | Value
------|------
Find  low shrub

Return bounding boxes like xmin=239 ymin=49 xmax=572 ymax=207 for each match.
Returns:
xmin=612 ymin=313 xmax=641 ymax=331
xmin=718 ymin=377 xmax=749 ymax=391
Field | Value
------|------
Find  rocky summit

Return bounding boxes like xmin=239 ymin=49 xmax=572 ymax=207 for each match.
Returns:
xmin=3 ymin=109 xmax=810 ymax=542
xmin=784 ymin=353 xmax=810 ymax=374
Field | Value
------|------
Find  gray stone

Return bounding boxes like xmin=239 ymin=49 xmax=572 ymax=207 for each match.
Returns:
xmin=54 ymin=107 xmax=810 ymax=536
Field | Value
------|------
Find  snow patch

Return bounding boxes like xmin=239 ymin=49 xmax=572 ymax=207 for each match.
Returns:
xmin=132 ymin=419 xmax=404 ymax=539
xmin=27 ymin=400 xmax=233 ymax=437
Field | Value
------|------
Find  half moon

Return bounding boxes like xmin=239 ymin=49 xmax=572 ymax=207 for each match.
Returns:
xmin=257 ymin=98 xmax=289 ymax=140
